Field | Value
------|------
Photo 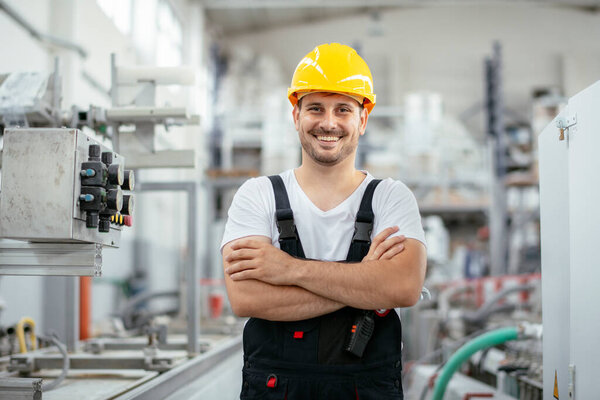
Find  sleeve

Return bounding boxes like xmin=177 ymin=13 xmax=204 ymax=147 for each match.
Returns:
xmin=372 ymin=178 xmax=427 ymax=247
xmin=220 ymin=177 xmax=274 ymax=251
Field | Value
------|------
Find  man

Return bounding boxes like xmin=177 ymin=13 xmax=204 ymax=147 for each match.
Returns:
xmin=221 ymin=43 xmax=427 ymax=400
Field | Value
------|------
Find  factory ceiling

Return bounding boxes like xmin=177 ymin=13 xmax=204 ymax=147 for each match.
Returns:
xmin=199 ymin=0 xmax=600 ymax=35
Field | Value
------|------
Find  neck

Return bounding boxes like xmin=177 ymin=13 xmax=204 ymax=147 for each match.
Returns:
xmin=295 ymin=151 xmax=363 ymax=192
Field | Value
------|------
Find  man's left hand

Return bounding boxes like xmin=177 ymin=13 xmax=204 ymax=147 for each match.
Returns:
xmin=225 ymin=238 xmax=296 ymax=285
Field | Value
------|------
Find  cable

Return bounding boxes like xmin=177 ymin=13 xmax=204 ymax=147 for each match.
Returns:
xmin=403 ymin=327 xmax=493 ymax=380
xmin=15 ymin=317 xmax=36 ymax=353
xmin=431 ymin=327 xmax=519 ymax=400
xmin=38 ymin=333 xmax=69 ymax=391
xmin=405 ymin=327 xmax=494 ymax=400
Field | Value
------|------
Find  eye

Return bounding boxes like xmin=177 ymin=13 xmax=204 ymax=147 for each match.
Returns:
xmin=338 ymin=107 xmax=351 ymax=113
xmin=307 ymin=106 xmax=321 ymax=112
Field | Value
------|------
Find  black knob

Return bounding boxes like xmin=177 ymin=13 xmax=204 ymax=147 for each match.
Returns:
xmin=108 ymin=163 xmax=124 ymax=186
xmin=122 ymin=170 xmax=135 ymax=191
xmin=102 ymin=151 xmax=113 ymax=165
xmin=107 ymin=188 xmax=123 ymax=211
xmin=122 ymin=195 xmax=134 ymax=215
xmin=99 ymin=217 xmax=111 ymax=233
xmin=86 ymin=212 xmax=99 ymax=228
xmin=88 ymin=144 xmax=101 ymax=161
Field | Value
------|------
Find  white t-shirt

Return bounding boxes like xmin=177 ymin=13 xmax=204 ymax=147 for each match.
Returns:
xmin=220 ymin=170 xmax=426 ymax=260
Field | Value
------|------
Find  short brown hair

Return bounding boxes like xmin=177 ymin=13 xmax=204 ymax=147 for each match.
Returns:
xmin=297 ymin=95 xmax=364 ymax=112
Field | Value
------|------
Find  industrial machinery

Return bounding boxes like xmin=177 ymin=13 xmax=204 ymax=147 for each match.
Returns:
xmin=403 ymin=274 xmax=543 ymax=399
xmin=0 ymin=128 xmax=134 ymax=276
xmin=0 ymin=55 xmax=245 ymax=399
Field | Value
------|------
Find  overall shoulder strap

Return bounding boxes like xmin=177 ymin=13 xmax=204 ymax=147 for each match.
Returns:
xmin=346 ymin=179 xmax=382 ymax=262
xmin=268 ymin=175 xmax=305 ymax=258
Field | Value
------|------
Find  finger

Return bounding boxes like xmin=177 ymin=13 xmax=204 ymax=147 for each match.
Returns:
xmin=379 ymin=243 xmax=405 ymax=260
xmin=225 ymin=249 xmax=256 ymax=262
xmin=230 ymin=239 xmax=263 ymax=250
xmin=371 ymin=226 xmax=399 ymax=246
xmin=365 ymin=226 xmax=399 ymax=260
xmin=225 ymin=260 xmax=256 ymax=275
xmin=228 ymin=269 xmax=257 ymax=281
xmin=372 ymin=235 xmax=405 ymax=259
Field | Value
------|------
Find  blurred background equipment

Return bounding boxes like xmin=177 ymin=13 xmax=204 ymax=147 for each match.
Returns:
xmin=1 ymin=0 xmax=599 ymax=398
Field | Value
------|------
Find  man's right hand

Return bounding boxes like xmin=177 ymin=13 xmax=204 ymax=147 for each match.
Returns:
xmin=362 ymin=226 xmax=406 ymax=262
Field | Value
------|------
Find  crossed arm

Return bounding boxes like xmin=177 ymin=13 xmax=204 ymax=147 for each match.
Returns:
xmin=222 ymin=227 xmax=427 ymax=322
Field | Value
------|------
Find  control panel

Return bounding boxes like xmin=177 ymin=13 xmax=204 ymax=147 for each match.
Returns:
xmin=78 ymin=144 xmax=134 ymax=233
xmin=0 ymin=128 xmax=134 ymax=247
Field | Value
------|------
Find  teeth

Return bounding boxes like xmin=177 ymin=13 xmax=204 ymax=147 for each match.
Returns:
xmin=317 ymin=136 xmax=340 ymax=142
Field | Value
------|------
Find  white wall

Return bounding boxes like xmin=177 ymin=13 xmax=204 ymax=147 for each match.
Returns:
xmin=220 ymin=4 xmax=600 ymax=136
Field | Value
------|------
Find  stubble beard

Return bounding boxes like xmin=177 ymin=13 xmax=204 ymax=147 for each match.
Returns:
xmin=299 ymin=128 xmax=358 ymax=166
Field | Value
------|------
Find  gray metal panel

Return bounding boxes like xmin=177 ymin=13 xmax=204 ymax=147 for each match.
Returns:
xmin=566 ymin=81 xmax=600 ymax=400
xmin=0 ymin=128 xmax=123 ymax=247
xmin=539 ymin=111 xmax=570 ymax=400
xmin=0 ymin=128 xmax=76 ymax=240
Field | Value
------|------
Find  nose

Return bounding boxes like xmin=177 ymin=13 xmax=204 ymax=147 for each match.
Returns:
xmin=319 ymin=109 xmax=337 ymax=132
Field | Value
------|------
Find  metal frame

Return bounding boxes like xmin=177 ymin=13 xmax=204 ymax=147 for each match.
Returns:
xmin=485 ymin=42 xmax=509 ymax=276
xmin=115 ymin=335 xmax=242 ymax=400
xmin=0 ymin=243 xmax=102 ymax=277
xmin=84 ymin=337 xmax=211 ymax=353
xmin=108 ymin=54 xmax=197 ymax=167
xmin=202 ymin=177 xmax=248 ymax=280
xmin=137 ymin=182 xmax=199 ymax=355
xmin=0 ymin=377 xmax=42 ymax=400
xmin=9 ymin=351 xmax=185 ymax=373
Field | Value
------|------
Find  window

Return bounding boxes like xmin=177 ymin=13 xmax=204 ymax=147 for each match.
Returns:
xmin=97 ymin=0 xmax=133 ymax=36
xmin=156 ymin=0 xmax=183 ymax=66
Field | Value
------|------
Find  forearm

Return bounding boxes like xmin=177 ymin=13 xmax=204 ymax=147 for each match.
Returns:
xmin=225 ymin=279 xmax=345 ymax=321
xmin=223 ymin=236 xmax=344 ymax=321
xmin=290 ymin=241 xmax=426 ymax=309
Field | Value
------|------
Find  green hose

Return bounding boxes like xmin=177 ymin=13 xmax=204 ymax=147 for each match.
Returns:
xmin=431 ymin=327 xmax=519 ymax=400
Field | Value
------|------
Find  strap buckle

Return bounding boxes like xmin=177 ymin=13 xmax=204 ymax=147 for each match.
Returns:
xmin=276 ymin=218 xmax=297 ymax=240
xmin=352 ymin=221 xmax=373 ymax=243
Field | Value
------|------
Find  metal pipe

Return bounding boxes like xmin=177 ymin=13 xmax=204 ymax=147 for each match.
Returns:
xmin=137 ymin=182 xmax=199 ymax=355
xmin=79 ymin=277 xmax=92 ymax=340
xmin=464 ymin=283 xmax=537 ymax=323
xmin=0 ymin=0 xmax=88 ymax=58
xmin=438 ymin=284 xmax=474 ymax=321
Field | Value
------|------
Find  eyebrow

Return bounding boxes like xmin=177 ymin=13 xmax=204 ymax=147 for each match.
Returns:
xmin=304 ymin=101 xmax=355 ymax=108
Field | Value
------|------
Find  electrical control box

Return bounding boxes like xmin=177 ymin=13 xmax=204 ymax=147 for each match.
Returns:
xmin=539 ymin=80 xmax=600 ymax=400
xmin=0 ymin=128 xmax=134 ymax=247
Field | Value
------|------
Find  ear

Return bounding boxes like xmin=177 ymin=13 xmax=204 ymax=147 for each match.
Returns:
xmin=358 ymin=108 xmax=369 ymax=136
xmin=292 ymin=105 xmax=300 ymax=130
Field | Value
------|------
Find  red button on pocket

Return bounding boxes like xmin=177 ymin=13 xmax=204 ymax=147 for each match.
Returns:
xmin=266 ymin=374 xmax=277 ymax=388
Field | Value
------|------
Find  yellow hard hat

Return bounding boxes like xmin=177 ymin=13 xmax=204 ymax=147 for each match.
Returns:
xmin=287 ymin=43 xmax=376 ymax=114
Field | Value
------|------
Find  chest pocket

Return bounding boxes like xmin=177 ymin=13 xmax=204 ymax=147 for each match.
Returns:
xmin=281 ymin=318 xmax=321 ymax=362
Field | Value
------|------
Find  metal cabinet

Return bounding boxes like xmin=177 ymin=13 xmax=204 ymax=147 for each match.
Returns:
xmin=539 ymin=80 xmax=600 ymax=400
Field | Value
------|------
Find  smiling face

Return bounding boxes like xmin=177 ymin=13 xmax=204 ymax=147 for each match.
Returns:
xmin=293 ymin=92 xmax=369 ymax=167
